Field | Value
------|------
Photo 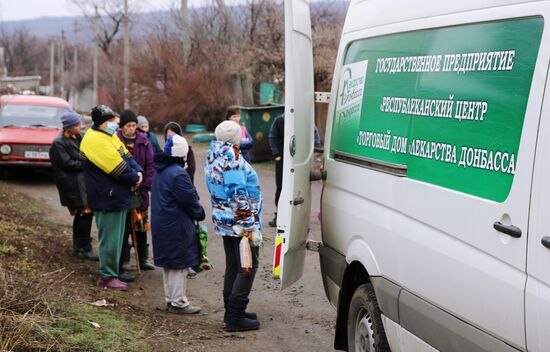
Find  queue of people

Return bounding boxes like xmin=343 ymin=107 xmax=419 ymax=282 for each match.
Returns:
xmin=49 ymin=104 xmax=265 ymax=332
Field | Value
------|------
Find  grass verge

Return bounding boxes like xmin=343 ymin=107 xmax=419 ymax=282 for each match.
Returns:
xmin=0 ymin=182 xmax=151 ymax=351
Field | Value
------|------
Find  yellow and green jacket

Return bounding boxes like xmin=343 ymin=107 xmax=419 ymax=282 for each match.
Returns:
xmin=80 ymin=126 xmax=142 ymax=211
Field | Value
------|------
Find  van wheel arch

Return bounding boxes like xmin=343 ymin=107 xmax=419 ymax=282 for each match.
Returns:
xmin=334 ymin=261 xmax=370 ymax=351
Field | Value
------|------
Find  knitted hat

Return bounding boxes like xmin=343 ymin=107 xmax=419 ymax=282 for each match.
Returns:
xmin=164 ymin=134 xmax=189 ymax=159
xmin=91 ymin=105 xmax=115 ymax=126
xmin=137 ymin=115 xmax=149 ymax=128
xmin=215 ymin=120 xmax=241 ymax=145
xmin=60 ymin=111 xmax=81 ymax=130
xmin=119 ymin=109 xmax=138 ymax=127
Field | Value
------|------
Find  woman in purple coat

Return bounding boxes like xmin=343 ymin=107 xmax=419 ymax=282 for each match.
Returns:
xmin=116 ymin=109 xmax=155 ymax=282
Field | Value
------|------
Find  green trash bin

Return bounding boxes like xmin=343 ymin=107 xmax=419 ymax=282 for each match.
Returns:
xmin=240 ymin=104 xmax=284 ymax=162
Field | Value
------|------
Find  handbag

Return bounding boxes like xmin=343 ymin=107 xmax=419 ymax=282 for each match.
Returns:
xmin=193 ymin=223 xmax=213 ymax=272
xmin=129 ymin=190 xmax=143 ymax=210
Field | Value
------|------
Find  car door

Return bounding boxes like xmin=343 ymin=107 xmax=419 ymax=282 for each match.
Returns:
xmin=526 ymin=63 xmax=550 ymax=352
xmin=272 ymin=0 xmax=315 ymax=289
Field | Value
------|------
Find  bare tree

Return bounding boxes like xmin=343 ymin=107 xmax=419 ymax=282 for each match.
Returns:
xmin=180 ymin=0 xmax=191 ymax=65
xmin=72 ymin=0 xmax=138 ymax=58
xmin=0 ymin=27 xmax=49 ymax=78
xmin=311 ymin=1 xmax=347 ymax=91
xmin=60 ymin=0 xmax=346 ymax=123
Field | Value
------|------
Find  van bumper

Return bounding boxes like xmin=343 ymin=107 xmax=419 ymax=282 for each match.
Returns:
xmin=319 ymin=243 xmax=347 ymax=307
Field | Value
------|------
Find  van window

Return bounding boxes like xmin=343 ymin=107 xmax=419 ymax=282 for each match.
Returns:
xmin=330 ymin=17 xmax=543 ymax=202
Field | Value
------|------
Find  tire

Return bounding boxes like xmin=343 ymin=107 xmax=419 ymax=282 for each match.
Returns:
xmin=347 ymin=283 xmax=391 ymax=352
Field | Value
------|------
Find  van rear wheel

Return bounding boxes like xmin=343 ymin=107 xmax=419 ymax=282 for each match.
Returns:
xmin=347 ymin=283 xmax=390 ymax=352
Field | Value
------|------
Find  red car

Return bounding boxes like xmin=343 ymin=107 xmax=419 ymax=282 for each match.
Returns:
xmin=0 ymin=95 xmax=71 ymax=167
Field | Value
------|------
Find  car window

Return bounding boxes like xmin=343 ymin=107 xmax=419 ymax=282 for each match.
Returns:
xmin=0 ymin=104 xmax=68 ymax=128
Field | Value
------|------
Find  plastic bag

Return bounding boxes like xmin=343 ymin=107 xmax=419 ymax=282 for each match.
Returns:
xmin=249 ymin=229 xmax=263 ymax=247
xmin=233 ymin=225 xmax=263 ymax=247
xmin=193 ymin=224 xmax=213 ymax=272
xmin=239 ymin=236 xmax=253 ymax=277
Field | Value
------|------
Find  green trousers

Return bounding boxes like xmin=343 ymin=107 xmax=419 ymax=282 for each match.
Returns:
xmin=95 ymin=210 xmax=127 ymax=278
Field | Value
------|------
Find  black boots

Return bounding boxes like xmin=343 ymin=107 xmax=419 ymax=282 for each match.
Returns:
xmin=224 ymin=295 xmax=260 ymax=332
xmin=268 ymin=212 xmax=277 ymax=227
xmin=223 ymin=292 xmax=257 ymax=322
xmin=119 ymin=271 xmax=135 ymax=282
xmin=73 ymin=231 xmax=97 ymax=261
xmin=137 ymin=242 xmax=155 ymax=271
xmin=77 ymin=250 xmax=99 ymax=261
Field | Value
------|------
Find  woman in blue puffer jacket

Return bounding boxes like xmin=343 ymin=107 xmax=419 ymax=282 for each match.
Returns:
xmin=205 ymin=120 xmax=262 ymax=333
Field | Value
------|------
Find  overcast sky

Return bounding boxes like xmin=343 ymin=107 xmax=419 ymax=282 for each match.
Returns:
xmin=0 ymin=0 xmax=213 ymax=22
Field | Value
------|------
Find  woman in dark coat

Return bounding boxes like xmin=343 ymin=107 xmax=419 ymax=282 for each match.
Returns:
xmin=116 ymin=110 xmax=155 ymax=280
xmin=49 ymin=111 xmax=98 ymax=261
xmin=225 ymin=105 xmax=254 ymax=163
xmin=151 ymin=134 xmax=205 ymax=314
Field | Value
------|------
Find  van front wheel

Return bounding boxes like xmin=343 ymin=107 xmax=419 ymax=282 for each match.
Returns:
xmin=347 ymin=283 xmax=390 ymax=352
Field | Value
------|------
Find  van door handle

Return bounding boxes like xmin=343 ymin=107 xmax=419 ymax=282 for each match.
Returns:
xmin=293 ymin=197 xmax=304 ymax=205
xmin=542 ymin=237 xmax=550 ymax=249
xmin=493 ymin=221 xmax=522 ymax=238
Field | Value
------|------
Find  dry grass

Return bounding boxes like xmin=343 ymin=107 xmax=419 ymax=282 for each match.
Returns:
xmin=0 ymin=183 xmax=151 ymax=351
xmin=0 ymin=268 xmax=60 ymax=351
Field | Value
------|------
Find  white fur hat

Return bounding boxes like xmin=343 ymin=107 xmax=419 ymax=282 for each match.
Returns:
xmin=215 ymin=120 xmax=241 ymax=145
xmin=165 ymin=134 xmax=189 ymax=159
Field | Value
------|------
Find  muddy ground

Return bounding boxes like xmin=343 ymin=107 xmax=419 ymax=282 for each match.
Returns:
xmin=1 ymin=140 xmax=336 ymax=351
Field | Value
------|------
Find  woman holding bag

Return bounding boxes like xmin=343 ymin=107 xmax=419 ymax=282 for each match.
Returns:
xmin=204 ymin=120 xmax=263 ymax=332
xmin=116 ymin=109 xmax=155 ymax=283
xmin=151 ymin=134 xmax=205 ymax=314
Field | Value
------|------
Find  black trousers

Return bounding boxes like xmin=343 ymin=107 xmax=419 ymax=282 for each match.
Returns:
xmin=223 ymin=236 xmax=259 ymax=300
xmin=72 ymin=212 xmax=94 ymax=253
xmin=120 ymin=212 xmax=148 ymax=269
xmin=274 ymin=159 xmax=283 ymax=207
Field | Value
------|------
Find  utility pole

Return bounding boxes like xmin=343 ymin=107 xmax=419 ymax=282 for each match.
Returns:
xmin=181 ymin=0 xmax=190 ymax=65
xmin=73 ymin=21 xmax=80 ymax=107
xmin=60 ymin=30 xmax=65 ymax=99
xmin=93 ymin=5 xmax=99 ymax=107
xmin=123 ymin=0 xmax=130 ymax=109
xmin=49 ymin=39 xmax=55 ymax=96
xmin=73 ymin=21 xmax=79 ymax=75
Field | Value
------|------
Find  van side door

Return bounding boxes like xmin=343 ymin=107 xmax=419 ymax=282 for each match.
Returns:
xmin=526 ymin=64 xmax=550 ymax=352
xmin=273 ymin=0 xmax=315 ymax=289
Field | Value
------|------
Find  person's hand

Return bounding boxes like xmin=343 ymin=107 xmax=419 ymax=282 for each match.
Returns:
xmin=135 ymin=172 xmax=143 ymax=188
xmin=275 ymin=156 xmax=282 ymax=161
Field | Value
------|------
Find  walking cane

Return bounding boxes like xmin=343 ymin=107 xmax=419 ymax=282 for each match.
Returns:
xmin=130 ymin=210 xmax=141 ymax=274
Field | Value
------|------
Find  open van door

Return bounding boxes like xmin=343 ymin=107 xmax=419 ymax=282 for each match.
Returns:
xmin=273 ymin=0 xmax=315 ymax=289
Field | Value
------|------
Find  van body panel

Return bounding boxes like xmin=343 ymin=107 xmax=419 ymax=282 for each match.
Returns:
xmin=343 ymin=0 xmax=542 ymax=34
xmin=526 ymin=62 xmax=550 ymax=352
xmin=319 ymin=243 xmax=348 ymax=286
xmin=382 ymin=315 xmax=438 ymax=352
xmin=399 ymin=290 xmax=522 ymax=352
xmin=370 ymin=277 xmax=401 ymax=323
xmin=321 ymin=2 xmax=550 ymax=349
xmin=345 ymin=239 xmax=381 ymax=278
xmin=276 ymin=0 xmax=315 ymax=289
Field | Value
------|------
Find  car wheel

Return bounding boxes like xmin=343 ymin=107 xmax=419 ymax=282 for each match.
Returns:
xmin=347 ymin=283 xmax=390 ymax=352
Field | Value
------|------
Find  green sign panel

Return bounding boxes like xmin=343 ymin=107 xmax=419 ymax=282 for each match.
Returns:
xmin=330 ymin=17 xmax=544 ymax=202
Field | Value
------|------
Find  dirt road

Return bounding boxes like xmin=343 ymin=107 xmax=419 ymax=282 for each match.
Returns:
xmin=3 ymin=140 xmax=336 ymax=351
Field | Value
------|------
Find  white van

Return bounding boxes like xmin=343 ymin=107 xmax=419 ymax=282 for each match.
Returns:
xmin=274 ymin=0 xmax=550 ymax=351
